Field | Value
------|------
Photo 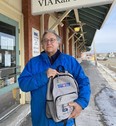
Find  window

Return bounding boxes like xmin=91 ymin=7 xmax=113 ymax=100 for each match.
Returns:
xmin=0 ymin=17 xmax=20 ymax=120
xmin=0 ymin=22 xmax=19 ymax=89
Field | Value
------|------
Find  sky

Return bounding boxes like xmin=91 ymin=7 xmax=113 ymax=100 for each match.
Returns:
xmin=91 ymin=3 xmax=116 ymax=53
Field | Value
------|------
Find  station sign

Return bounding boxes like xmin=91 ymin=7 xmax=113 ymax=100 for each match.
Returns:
xmin=31 ymin=0 xmax=113 ymax=15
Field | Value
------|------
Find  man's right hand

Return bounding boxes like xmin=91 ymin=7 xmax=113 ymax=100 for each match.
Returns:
xmin=46 ymin=68 xmax=59 ymax=78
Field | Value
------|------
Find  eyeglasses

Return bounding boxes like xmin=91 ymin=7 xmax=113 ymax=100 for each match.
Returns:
xmin=42 ymin=38 xmax=56 ymax=44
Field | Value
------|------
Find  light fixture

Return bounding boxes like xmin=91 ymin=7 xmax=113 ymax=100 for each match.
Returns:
xmin=60 ymin=23 xmax=64 ymax=27
xmin=74 ymin=27 xmax=80 ymax=32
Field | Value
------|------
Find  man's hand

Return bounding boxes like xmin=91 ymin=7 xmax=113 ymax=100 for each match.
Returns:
xmin=46 ymin=68 xmax=59 ymax=78
xmin=68 ymin=102 xmax=82 ymax=119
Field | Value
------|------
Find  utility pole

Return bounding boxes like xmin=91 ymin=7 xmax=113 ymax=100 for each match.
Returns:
xmin=93 ymin=40 xmax=97 ymax=66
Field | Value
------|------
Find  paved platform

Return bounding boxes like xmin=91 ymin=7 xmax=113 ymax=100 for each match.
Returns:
xmin=75 ymin=61 xmax=105 ymax=126
xmin=0 ymin=104 xmax=30 ymax=126
xmin=0 ymin=60 xmax=116 ymax=126
xmin=76 ymin=61 xmax=116 ymax=126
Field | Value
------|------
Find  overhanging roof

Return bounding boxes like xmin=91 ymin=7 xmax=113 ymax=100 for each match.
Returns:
xmin=31 ymin=0 xmax=115 ymax=52
xmin=79 ymin=4 xmax=111 ymax=46
xmin=57 ymin=3 xmax=112 ymax=51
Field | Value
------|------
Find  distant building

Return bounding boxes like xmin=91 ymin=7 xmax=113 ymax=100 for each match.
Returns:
xmin=108 ymin=52 xmax=115 ymax=57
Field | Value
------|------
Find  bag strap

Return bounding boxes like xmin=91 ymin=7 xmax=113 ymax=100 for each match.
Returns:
xmin=74 ymin=118 xmax=76 ymax=126
xmin=62 ymin=119 xmax=68 ymax=126
xmin=62 ymin=118 xmax=76 ymax=126
xmin=49 ymin=77 xmax=53 ymax=93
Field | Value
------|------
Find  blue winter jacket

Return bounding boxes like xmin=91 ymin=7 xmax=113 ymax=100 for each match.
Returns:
xmin=18 ymin=52 xmax=91 ymax=126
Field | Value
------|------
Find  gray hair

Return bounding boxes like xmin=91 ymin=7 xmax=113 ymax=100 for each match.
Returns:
xmin=41 ymin=30 xmax=61 ymax=43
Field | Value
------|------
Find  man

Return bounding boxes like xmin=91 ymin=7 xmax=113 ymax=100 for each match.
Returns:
xmin=18 ymin=30 xmax=91 ymax=126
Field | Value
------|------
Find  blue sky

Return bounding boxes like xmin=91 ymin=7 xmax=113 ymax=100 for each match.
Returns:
xmin=91 ymin=4 xmax=116 ymax=53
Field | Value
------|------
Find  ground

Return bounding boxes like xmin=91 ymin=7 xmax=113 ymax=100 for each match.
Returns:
xmin=76 ymin=60 xmax=116 ymax=126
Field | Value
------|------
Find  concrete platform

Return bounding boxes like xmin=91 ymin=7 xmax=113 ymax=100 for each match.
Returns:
xmin=0 ymin=104 xmax=30 ymax=126
xmin=76 ymin=61 xmax=116 ymax=126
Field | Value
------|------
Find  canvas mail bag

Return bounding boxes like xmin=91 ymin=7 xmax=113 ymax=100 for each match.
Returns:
xmin=46 ymin=71 xmax=78 ymax=123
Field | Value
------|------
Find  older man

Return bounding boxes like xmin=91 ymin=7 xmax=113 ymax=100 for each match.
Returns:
xmin=18 ymin=30 xmax=91 ymax=126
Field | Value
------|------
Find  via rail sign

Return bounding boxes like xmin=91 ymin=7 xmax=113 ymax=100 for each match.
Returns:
xmin=31 ymin=0 xmax=113 ymax=15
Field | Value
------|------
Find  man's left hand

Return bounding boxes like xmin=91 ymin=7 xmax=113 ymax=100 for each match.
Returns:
xmin=68 ymin=102 xmax=82 ymax=119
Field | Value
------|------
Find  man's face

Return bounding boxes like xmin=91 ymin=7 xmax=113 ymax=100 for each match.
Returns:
xmin=42 ymin=32 xmax=59 ymax=56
